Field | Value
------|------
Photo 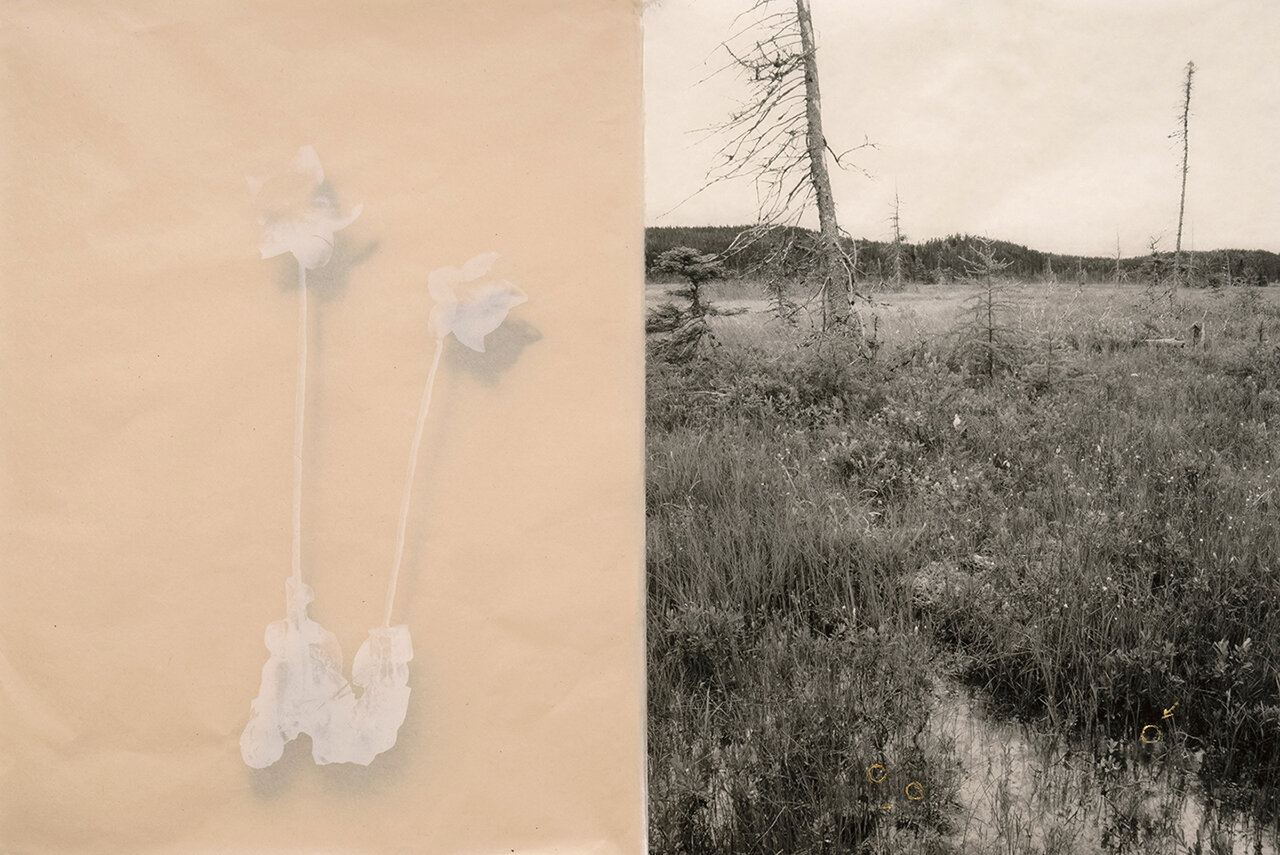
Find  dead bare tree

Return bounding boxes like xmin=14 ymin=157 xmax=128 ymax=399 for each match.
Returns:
xmin=1115 ymin=230 xmax=1123 ymax=283
xmin=889 ymin=188 xmax=905 ymax=290
xmin=706 ymin=0 xmax=874 ymax=335
xmin=1172 ymin=60 xmax=1195 ymax=299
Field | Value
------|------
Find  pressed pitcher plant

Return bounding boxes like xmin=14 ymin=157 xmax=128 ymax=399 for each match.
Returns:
xmin=240 ymin=146 xmax=526 ymax=768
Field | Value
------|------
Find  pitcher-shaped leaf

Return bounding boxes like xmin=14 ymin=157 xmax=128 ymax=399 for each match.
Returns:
xmin=240 ymin=578 xmax=350 ymax=768
xmin=311 ymin=626 xmax=413 ymax=765
xmin=240 ymin=579 xmax=413 ymax=768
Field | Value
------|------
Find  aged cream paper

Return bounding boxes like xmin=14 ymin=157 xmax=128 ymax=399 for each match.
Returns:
xmin=0 ymin=2 xmax=644 ymax=853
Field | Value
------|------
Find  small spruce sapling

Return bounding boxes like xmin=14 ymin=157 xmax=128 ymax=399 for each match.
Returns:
xmin=654 ymin=246 xmax=725 ymax=316
xmin=956 ymin=237 xmax=1021 ymax=380
xmin=647 ymin=246 xmax=726 ymax=361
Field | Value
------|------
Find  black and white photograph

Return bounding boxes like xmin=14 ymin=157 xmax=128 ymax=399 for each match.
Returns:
xmin=645 ymin=1 xmax=1280 ymax=852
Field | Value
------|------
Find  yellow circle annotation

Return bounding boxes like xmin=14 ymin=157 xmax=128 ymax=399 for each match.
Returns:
xmin=866 ymin=764 xmax=887 ymax=783
xmin=1141 ymin=724 xmax=1162 ymax=744
xmin=905 ymin=781 xmax=924 ymax=801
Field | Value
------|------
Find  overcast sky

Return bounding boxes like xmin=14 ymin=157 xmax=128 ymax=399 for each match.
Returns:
xmin=645 ymin=0 xmax=1280 ymax=257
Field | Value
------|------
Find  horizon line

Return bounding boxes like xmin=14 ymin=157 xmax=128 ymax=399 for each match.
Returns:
xmin=645 ymin=222 xmax=1280 ymax=260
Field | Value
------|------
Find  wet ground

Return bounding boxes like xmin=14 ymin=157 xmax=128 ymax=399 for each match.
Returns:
xmin=933 ymin=680 xmax=1278 ymax=854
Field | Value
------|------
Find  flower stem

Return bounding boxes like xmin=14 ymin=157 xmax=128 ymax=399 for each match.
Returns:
xmin=292 ymin=264 xmax=308 ymax=593
xmin=384 ymin=337 xmax=445 ymax=627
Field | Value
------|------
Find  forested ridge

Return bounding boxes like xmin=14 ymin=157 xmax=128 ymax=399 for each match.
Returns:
xmin=646 ymin=225 xmax=1280 ymax=285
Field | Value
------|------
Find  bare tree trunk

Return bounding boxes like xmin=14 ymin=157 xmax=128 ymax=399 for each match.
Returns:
xmin=891 ymin=189 xmax=904 ymax=289
xmin=1115 ymin=231 xmax=1122 ymax=282
xmin=711 ymin=0 xmax=875 ymax=336
xmin=1174 ymin=60 xmax=1195 ymax=299
xmin=796 ymin=0 xmax=854 ymax=330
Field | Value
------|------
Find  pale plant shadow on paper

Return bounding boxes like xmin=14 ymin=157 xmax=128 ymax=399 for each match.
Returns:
xmin=247 ymin=693 xmax=428 ymax=797
xmin=445 ymin=318 xmax=542 ymax=385
xmin=307 ymin=239 xmax=381 ymax=306
xmin=247 ymin=736 xmax=316 ymax=799
xmin=316 ymin=659 xmax=434 ymax=796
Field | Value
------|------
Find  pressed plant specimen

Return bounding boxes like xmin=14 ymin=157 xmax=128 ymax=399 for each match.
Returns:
xmin=239 ymin=145 xmax=404 ymax=768
xmin=240 ymin=146 xmax=526 ymax=768
xmin=382 ymin=252 xmax=528 ymax=628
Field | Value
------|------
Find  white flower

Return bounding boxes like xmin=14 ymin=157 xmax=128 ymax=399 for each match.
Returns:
xmin=248 ymin=145 xmax=363 ymax=270
xmin=427 ymin=252 xmax=527 ymax=352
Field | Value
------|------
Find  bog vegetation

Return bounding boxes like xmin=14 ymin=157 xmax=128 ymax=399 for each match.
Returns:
xmin=647 ymin=237 xmax=1280 ymax=853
